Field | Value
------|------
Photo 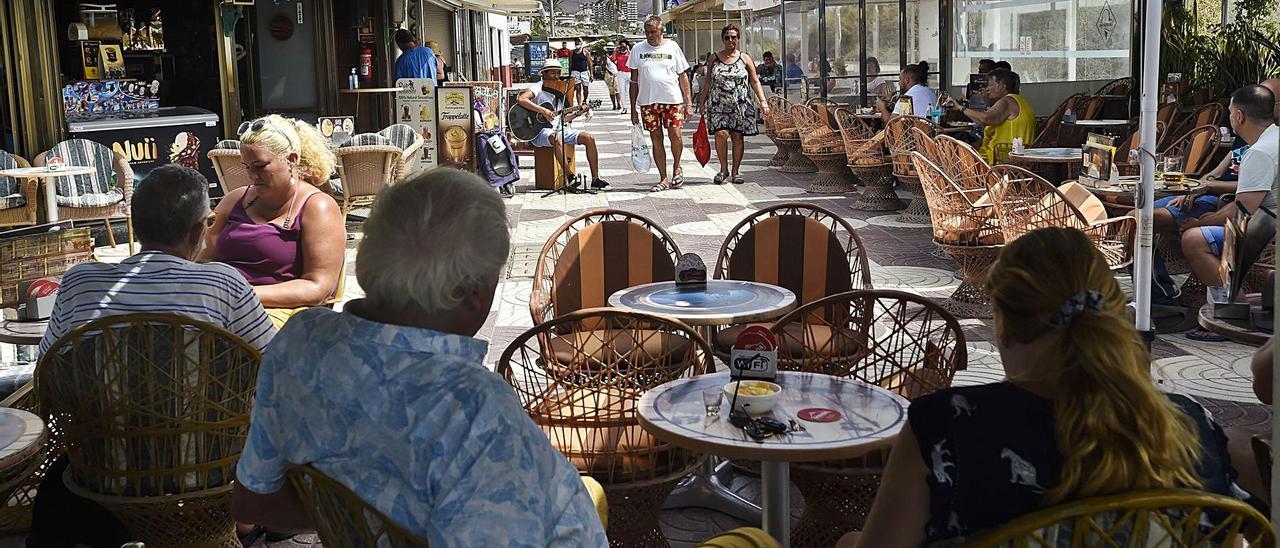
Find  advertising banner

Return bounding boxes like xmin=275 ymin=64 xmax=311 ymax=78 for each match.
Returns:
xmin=444 ymin=81 xmax=504 ymax=130
xmin=70 ymin=120 xmax=220 ymax=195
xmin=436 ymin=86 xmax=475 ymax=172
xmin=318 ymin=116 xmax=355 ymax=147
xmin=394 ymin=78 xmax=439 ymax=171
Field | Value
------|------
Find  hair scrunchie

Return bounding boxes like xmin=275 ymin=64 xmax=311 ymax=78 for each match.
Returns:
xmin=1049 ymin=290 xmax=1105 ymax=327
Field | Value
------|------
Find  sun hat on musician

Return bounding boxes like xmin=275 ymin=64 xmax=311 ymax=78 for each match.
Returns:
xmin=540 ymin=60 xmax=563 ymax=75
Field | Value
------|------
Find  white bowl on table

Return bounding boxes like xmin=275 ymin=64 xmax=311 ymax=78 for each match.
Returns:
xmin=723 ymin=380 xmax=783 ymax=414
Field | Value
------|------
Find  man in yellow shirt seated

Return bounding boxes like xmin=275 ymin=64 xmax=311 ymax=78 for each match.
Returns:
xmin=944 ymin=68 xmax=1036 ymax=163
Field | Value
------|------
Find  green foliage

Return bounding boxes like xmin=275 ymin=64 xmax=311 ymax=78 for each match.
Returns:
xmin=1162 ymin=0 xmax=1280 ymax=100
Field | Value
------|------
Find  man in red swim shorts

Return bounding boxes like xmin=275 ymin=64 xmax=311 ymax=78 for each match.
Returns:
xmin=628 ymin=16 xmax=694 ymax=192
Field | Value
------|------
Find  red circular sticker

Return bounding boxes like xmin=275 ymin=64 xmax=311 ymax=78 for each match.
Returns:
xmin=797 ymin=408 xmax=842 ymax=423
xmin=734 ymin=325 xmax=777 ymax=351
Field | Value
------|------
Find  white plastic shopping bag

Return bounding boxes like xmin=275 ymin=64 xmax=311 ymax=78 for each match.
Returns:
xmin=631 ymin=124 xmax=652 ymax=173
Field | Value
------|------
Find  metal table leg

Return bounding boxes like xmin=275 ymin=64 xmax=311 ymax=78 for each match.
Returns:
xmin=762 ymin=460 xmax=790 ymax=547
xmin=663 ymin=458 xmax=762 ymax=522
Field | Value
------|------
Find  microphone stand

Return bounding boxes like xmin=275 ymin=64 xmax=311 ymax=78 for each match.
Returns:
xmin=541 ymin=79 xmax=595 ymax=198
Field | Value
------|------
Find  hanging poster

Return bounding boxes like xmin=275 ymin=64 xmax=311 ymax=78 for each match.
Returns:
xmin=436 ymin=86 xmax=475 ymax=172
xmin=394 ymin=78 xmax=438 ymax=171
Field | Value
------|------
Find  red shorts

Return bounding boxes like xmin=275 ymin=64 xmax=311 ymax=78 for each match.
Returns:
xmin=640 ymin=103 xmax=684 ymax=132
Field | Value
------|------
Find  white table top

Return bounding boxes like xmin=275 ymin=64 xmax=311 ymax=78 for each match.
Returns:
xmin=0 ymin=408 xmax=44 ymax=471
xmin=0 ymin=166 xmax=95 ymax=178
xmin=1061 ymin=119 xmax=1131 ymax=126
xmin=1008 ymin=147 xmax=1083 ymax=162
xmin=638 ymin=371 xmax=908 ymax=462
xmin=0 ymin=319 xmax=48 ymax=346
xmin=608 ymin=280 xmax=797 ymax=326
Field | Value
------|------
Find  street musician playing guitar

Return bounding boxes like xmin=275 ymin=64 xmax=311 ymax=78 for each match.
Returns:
xmin=516 ymin=60 xmax=610 ymax=190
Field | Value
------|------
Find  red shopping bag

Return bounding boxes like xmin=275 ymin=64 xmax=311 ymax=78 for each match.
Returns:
xmin=693 ymin=116 xmax=711 ymax=167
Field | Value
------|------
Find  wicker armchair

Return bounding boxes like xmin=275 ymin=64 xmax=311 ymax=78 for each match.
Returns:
xmin=1056 ymin=96 xmax=1107 ymax=148
xmin=1097 ymin=76 xmax=1134 ymax=96
xmin=206 ymin=140 xmax=250 ymax=196
xmin=773 ymin=99 xmax=816 ymax=174
xmin=335 ymin=141 xmax=403 ymax=221
xmin=912 ymin=151 xmax=1003 ymax=318
xmin=885 ymin=117 xmax=938 ymax=224
xmin=37 ymin=313 xmax=262 ymax=548
xmin=793 ymin=104 xmax=855 ymax=192
xmin=1160 ymin=103 xmax=1225 ymax=151
xmin=498 ymin=308 xmax=709 ymax=547
xmin=1031 ymin=93 xmax=1086 ymax=148
xmin=836 ymin=108 xmax=901 ymax=211
xmin=0 ymin=152 xmax=37 ymax=229
xmin=36 ymin=139 xmax=134 ymax=252
xmin=1113 ymin=121 xmax=1167 ymax=178
xmin=0 ymin=383 xmax=55 ymax=533
xmin=770 ymin=290 xmax=966 ymax=547
xmin=763 ymin=96 xmax=792 ymax=167
xmin=987 ymin=165 xmax=1136 ymax=269
xmin=1164 ymin=124 xmax=1222 ymax=179
xmin=288 ymin=464 xmax=428 ymax=546
xmin=711 ymin=203 xmax=872 ymax=359
xmin=964 ymin=489 xmax=1274 ymax=547
xmin=378 ymin=124 xmax=425 ymax=181
xmin=529 ymin=209 xmax=681 ymax=326
xmin=933 ymin=135 xmax=994 ymax=195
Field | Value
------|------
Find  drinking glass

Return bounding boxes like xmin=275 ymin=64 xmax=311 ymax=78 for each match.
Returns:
xmin=1162 ymin=155 xmax=1184 ymax=183
xmin=702 ymin=389 xmax=723 ymax=416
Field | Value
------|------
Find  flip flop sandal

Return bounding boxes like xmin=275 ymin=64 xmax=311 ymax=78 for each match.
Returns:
xmin=713 ymin=172 xmax=729 ymax=185
xmin=650 ymin=179 xmax=673 ymax=192
xmin=732 ymin=174 xmax=745 ymax=184
xmin=672 ymin=170 xmax=685 ymax=188
xmin=1185 ymin=329 xmax=1228 ymax=342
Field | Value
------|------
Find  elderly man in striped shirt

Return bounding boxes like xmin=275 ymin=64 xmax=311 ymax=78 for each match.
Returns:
xmin=38 ymin=164 xmax=275 ymax=354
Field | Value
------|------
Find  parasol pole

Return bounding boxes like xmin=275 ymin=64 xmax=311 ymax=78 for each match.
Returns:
xmin=1134 ymin=0 xmax=1160 ymax=342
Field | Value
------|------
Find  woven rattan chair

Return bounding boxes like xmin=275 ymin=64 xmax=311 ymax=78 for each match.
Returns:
xmin=836 ymin=109 xmax=902 ymax=211
xmin=964 ymin=489 xmax=1274 ymax=547
xmin=207 ymin=140 xmax=251 ymax=196
xmin=1097 ymin=76 xmax=1133 ymax=96
xmin=37 ymin=313 xmax=262 ymax=548
xmin=529 ymin=209 xmax=681 ymax=326
xmin=288 ymin=464 xmax=428 ymax=546
xmin=1031 ymin=93 xmax=1086 ymax=148
xmin=711 ymin=203 xmax=872 ymax=358
xmin=378 ymin=124 xmax=425 ymax=181
xmin=498 ymin=308 xmax=709 ymax=547
xmin=763 ymin=96 xmax=792 ymax=167
xmin=1163 ymin=124 xmax=1222 ymax=179
xmin=0 ymin=152 xmax=37 ymax=229
xmin=36 ymin=139 xmax=134 ymax=252
xmin=1156 ymin=102 xmax=1179 ymax=129
xmin=770 ymin=290 xmax=966 ymax=547
xmin=912 ymin=151 xmax=1002 ymax=318
xmin=0 ymin=382 xmax=55 ymax=533
xmin=1056 ymin=96 xmax=1107 ymax=148
xmin=793 ymin=104 xmax=855 ymax=192
xmin=987 ymin=165 xmax=1136 ymax=269
xmin=1160 ymin=103 xmax=1225 ymax=151
xmin=773 ymin=99 xmax=816 ymax=174
xmin=886 ymin=117 xmax=938 ymax=224
xmin=698 ymin=527 xmax=781 ymax=547
xmin=335 ymin=142 xmax=402 ymax=222
xmin=933 ymin=135 xmax=994 ymax=196
xmin=1113 ymin=121 xmax=1168 ymax=178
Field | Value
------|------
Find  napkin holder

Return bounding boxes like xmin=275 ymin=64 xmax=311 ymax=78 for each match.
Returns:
xmin=730 ymin=325 xmax=777 ymax=381
xmin=675 ymin=253 xmax=707 ymax=286
xmin=18 ymin=278 xmax=60 ymax=321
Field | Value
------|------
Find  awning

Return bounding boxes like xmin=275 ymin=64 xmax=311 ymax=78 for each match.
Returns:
xmin=462 ymin=0 xmax=541 ymax=15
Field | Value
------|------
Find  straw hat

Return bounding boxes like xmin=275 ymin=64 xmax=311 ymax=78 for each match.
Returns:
xmin=540 ymin=60 xmax=563 ymax=74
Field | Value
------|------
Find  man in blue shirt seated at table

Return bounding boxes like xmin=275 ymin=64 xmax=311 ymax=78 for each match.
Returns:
xmin=393 ymin=29 xmax=437 ymax=83
xmin=231 ymin=168 xmax=608 ymax=547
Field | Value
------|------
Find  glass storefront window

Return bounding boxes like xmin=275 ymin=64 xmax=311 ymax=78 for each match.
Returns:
xmin=951 ymin=0 xmax=1132 ymax=86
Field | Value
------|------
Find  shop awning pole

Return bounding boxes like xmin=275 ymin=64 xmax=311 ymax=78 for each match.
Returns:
xmin=1133 ymin=0 xmax=1159 ymax=339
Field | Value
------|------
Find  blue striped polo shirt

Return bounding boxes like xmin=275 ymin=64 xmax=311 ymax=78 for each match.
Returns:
xmin=38 ymin=251 xmax=275 ymax=354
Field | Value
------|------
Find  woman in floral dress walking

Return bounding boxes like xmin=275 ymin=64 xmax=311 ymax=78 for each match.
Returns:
xmin=698 ymin=24 xmax=770 ymax=184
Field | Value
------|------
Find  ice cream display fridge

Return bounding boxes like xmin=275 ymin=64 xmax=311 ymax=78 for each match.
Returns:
xmin=66 ymin=106 xmax=221 ymax=195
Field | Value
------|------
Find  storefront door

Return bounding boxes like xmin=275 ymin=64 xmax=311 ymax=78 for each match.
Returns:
xmin=248 ymin=0 xmax=332 ymax=122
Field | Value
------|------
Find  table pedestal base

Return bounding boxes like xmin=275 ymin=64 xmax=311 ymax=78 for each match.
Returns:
xmin=850 ymin=165 xmax=904 ymax=211
xmin=766 ymin=135 xmax=789 ymax=167
xmin=663 ymin=458 xmax=762 ymax=523
xmin=937 ymin=243 xmax=998 ymax=319
xmin=762 ymin=461 xmax=791 ymax=548
xmin=894 ymin=177 xmax=932 ymax=224
xmin=778 ymin=139 xmax=817 ymax=174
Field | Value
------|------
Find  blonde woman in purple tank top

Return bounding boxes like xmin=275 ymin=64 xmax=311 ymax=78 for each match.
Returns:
xmin=199 ymin=114 xmax=346 ymax=328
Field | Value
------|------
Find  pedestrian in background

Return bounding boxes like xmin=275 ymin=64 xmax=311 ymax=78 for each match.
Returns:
xmin=611 ymin=41 xmax=633 ymax=115
xmin=629 ymin=16 xmax=694 ymax=192
xmin=393 ymin=30 xmax=437 ymax=84
xmin=570 ymin=38 xmax=594 ymax=106
xmin=699 ymin=23 xmax=769 ymax=185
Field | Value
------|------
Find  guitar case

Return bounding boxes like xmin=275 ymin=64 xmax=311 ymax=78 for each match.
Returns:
xmin=476 ymin=128 xmax=520 ymax=188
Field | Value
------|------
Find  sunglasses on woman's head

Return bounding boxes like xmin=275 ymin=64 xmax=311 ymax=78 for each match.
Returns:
xmin=242 ymin=117 xmax=295 ymax=149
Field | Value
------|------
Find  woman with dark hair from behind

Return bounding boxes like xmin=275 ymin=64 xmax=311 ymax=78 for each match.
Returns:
xmin=840 ymin=227 xmax=1259 ymax=547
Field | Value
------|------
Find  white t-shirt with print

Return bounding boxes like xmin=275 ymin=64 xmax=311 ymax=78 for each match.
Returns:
xmin=627 ymin=40 xmax=691 ymax=106
xmin=1236 ymin=124 xmax=1278 ymax=209
xmin=894 ymin=84 xmax=939 ymax=117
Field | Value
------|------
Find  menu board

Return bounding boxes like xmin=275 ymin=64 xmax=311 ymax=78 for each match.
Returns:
xmin=317 ymin=116 xmax=355 ymax=147
xmin=1082 ymin=133 xmax=1117 ymax=181
xmin=394 ymin=78 xmax=438 ymax=171
xmin=436 ymin=86 xmax=475 ymax=171
xmin=444 ymin=81 xmax=504 ymax=130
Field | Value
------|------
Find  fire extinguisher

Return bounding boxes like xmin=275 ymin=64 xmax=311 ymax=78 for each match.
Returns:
xmin=359 ymin=48 xmax=373 ymax=81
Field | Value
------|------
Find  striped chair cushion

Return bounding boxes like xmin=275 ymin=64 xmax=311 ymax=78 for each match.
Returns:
xmin=47 ymin=139 xmax=124 ymax=208
xmin=0 ymin=151 xmax=25 ymax=210
xmin=551 ymin=221 xmax=676 ymax=316
xmin=214 ymin=139 xmax=241 ymax=150
xmin=726 ymin=216 xmax=853 ymax=307
xmin=343 ymin=133 xmax=393 ymax=147
xmin=378 ymin=124 xmax=418 ymax=151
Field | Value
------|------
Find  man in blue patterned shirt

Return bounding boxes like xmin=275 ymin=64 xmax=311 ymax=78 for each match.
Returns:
xmin=231 ymin=169 xmax=607 ymax=546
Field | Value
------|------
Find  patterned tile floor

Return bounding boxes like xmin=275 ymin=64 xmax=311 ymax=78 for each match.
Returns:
xmin=72 ymin=83 xmax=1271 ymax=546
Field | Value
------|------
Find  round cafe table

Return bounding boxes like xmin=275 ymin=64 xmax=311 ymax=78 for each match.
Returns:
xmin=0 ymin=319 xmax=48 ymax=346
xmin=609 ymin=279 xmax=797 ymax=523
xmin=639 ymin=371 xmax=909 ymax=547
xmin=1006 ymin=147 xmax=1083 ymax=182
xmin=0 ymin=408 xmax=46 ymax=501
xmin=1060 ymin=118 xmax=1131 ymax=128
xmin=1198 ymin=294 xmax=1271 ymax=346
xmin=0 ymin=166 xmax=96 ymax=223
